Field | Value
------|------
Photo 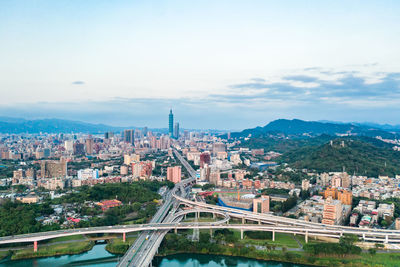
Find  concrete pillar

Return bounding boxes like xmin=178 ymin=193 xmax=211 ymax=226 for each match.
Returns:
xmin=258 ymin=220 xmax=261 ymax=225
xmin=197 ymin=212 xmax=200 ymax=219
xmin=363 ymin=233 xmax=366 ymax=240
xmin=305 ymin=231 xmax=308 ymax=243
xmin=242 ymin=217 xmax=245 ymax=224
xmin=210 ymin=228 xmax=213 ymax=237
xmin=174 ymin=228 xmax=177 ymax=234
xmin=340 ymin=231 xmax=343 ymax=237
xmin=240 ymin=229 xmax=244 ymax=240
xmin=272 ymin=230 xmax=275 ymax=241
xmin=123 ymin=233 xmax=126 ymax=242
xmin=33 ymin=241 xmax=38 ymax=252
xmin=212 ymin=213 xmax=215 ymax=219
xmin=184 ymin=214 xmax=186 ymax=220
xmin=385 ymin=235 xmax=389 ymax=244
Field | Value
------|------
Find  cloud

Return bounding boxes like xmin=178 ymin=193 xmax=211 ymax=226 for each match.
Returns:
xmin=2 ymin=67 xmax=400 ymax=129
xmin=225 ymin=70 xmax=400 ymax=105
xmin=250 ymin=78 xmax=266 ymax=83
xmin=72 ymin=81 xmax=85 ymax=85
xmin=283 ymin=75 xmax=320 ymax=83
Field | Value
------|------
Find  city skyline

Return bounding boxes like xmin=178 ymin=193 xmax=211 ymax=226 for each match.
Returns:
xmin=1 ymin=1 xmax=400 ymax=129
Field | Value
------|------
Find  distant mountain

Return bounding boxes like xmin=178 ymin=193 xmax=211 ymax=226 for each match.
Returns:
xmin=0 ymin=118 xmax=125 ymax=134
xmin=279 ymin=137 xmax=400 ymax=177
xmin=231 ymin=119 xmax=398 ymax=139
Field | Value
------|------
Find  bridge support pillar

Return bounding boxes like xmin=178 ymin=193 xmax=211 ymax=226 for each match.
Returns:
xmin=240 ymin=229 xmax=244 ymax=240
xmin=242 ymin=218 xmax=245 ymax=224
xmin=385 ymin=235 xmax=389 ymax=244
xmin=212 ymin=213 xmax=215 ymax=219
xmin=305 ymin=231 xmax=308 ymax=243
xmin=174 ymin=228 xmax=177 ymax=234
xmin=258 ymin=220 xmax=261 ymax=225
xmin=272 ymin=230 xmax=275 ymax=241
xmin=123 ymin=233 xmax=126 ymax=242
xmin=197 ymin=212 xmax=200 ymax=219
xmin=362 ymin=233 xmax=366 ymax=241
xmin=210 ymin=228 xmax=213 ymax=237
xmin=33 ymin=241 xmax=38 ymax=252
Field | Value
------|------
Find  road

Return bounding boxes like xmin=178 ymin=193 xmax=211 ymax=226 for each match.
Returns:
xmin=117 ymin=149 xmax=196 ymax=267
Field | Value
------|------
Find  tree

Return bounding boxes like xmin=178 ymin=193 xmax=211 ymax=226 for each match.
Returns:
xmin=368 ymin=248 xmax=376 ymax=255
xmin=339 ymin=234 xmax=358 ymax=246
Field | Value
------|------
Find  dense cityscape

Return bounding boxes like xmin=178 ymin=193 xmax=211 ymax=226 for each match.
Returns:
xmin=0 ymin=109 xmax=399 ymax=266
xmin=2 ymin=1 xmax=400 ymax=266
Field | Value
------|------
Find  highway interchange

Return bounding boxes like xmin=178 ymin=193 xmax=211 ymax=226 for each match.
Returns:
xmin=1 ymin=149 xmax=400 ymax=266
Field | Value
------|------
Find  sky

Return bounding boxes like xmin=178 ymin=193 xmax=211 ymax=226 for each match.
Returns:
xmin=1 ymin=0 xmax=400 ymax=130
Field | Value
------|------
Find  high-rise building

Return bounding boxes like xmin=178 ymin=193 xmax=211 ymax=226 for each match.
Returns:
xmin=169 ymin=109 xmax=174 ymax=137
xmin=212 ymin=143 xmax=227 ymax=156
xmin=85 ymin=138 xmax=94 ymax=154
xmin=253 ymin=195 xmax=270 ymax=214
xmin=322 ymin=197 xmax=343 ymax=225
xmin=167 ymin=166 xmax=181 ymax=183
xmin=124 ymin=129 xmax=134 ymax=144
xmin=174 ymin=122 xmax=179 ymax=139
xmin=104 ymin=132 xmax=114 ymax=139
xmin=64 ymin=140 xmax=74 ymax=153
xmin=41 ymin=158 xmax=67 ymax=178
xmin=200 ymin=152 xmax=211 ymax=168
xmin=73 ymin=142 xmax=85 ymax=156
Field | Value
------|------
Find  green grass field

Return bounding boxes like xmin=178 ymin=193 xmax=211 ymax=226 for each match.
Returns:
xmin=11 ymin=241 xmax=94 ymax=260
xmin=44 ymin=234 xmax=86 ymax=244
xmin=105 ymin=237 xmax=137 ymax=254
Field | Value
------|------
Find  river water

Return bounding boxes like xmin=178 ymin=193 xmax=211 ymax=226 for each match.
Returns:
xmin=0 ymin=244 xmax=306 ymax=267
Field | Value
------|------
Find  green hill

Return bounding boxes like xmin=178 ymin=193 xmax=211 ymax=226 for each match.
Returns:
xmin=279 ymin=137 xmax=400 ymax=177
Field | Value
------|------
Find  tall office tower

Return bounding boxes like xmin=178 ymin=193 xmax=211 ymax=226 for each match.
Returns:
xmin=64 ymin=140 xmax=74 ymax=153
xmin=73 ymin=141 xmax=85 ymax=156
xmin=124 ymin=129 xmax=134 ymax=144
xmin=143 ymin=127 xmax=148 ymax=137
xmin=184 ymin=130 xmax=189 ymax=140
xmin=104 ymin=132 xmax=114 ymax=139
xmin=134 ymin=129 xmax=143 ymax=140
xmin=169 ymin=109 xmax=174 ymax=137
xmin=174 ymin=122 xmax=179 ymax=139
xmin=85 ymin=137 xmax=94 ymax=154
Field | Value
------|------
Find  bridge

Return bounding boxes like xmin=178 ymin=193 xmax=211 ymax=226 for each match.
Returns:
xmin=1 ymin=149 xmax=400 ymax=266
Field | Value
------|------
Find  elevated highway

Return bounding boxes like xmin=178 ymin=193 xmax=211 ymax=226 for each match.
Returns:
xmin=2 ymin=148 xmax=400 ymax=266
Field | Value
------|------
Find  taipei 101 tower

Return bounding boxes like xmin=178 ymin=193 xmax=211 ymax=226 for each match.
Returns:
xmin=169 ymin=109 xmax=174 ymax=137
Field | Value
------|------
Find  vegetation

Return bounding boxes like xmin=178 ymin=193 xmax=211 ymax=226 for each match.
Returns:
xmin=11 ymin=240 xmax=94 ymax=260
xmin=50 ymin=181 xmax=173 ymax=205
xmin=279 ymin=137 xmax=400 ymax=177
xmin=159 ymin=231 xmax=400 ymax=266
xmin=239 ymin=134 xmax=333 ymax=153
xmin=105 ymin=236 xmax=137 ymax=254
xmin=304 ymin=234 xmax=361 ymax=257
xmin=261 ymin=188 xmax=289 ymax=196
xmin=0 ymin=200 xmax=59 ymax=237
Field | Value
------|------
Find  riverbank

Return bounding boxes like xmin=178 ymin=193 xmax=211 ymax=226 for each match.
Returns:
xmin=105 ymin=236 xmax=137 ymax=254
xmin=158 ymin=233 xmax=400 ymax=267
xmin=11 ymin=240 xmax=94 ymax=260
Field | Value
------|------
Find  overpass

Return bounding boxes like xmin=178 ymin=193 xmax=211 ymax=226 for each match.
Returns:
xmin=1 ymin=149 xmax=400 ymax=266
xmin=116 ymin=149 xmax=197 ymax=267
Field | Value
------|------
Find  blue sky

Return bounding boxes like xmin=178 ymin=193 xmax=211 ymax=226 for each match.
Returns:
xmin=1 ymin=1 xmax=400 ymax=129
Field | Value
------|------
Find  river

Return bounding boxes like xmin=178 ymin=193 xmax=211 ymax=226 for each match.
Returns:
xmin=0 ymin=244 xmax=307 ymax=267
